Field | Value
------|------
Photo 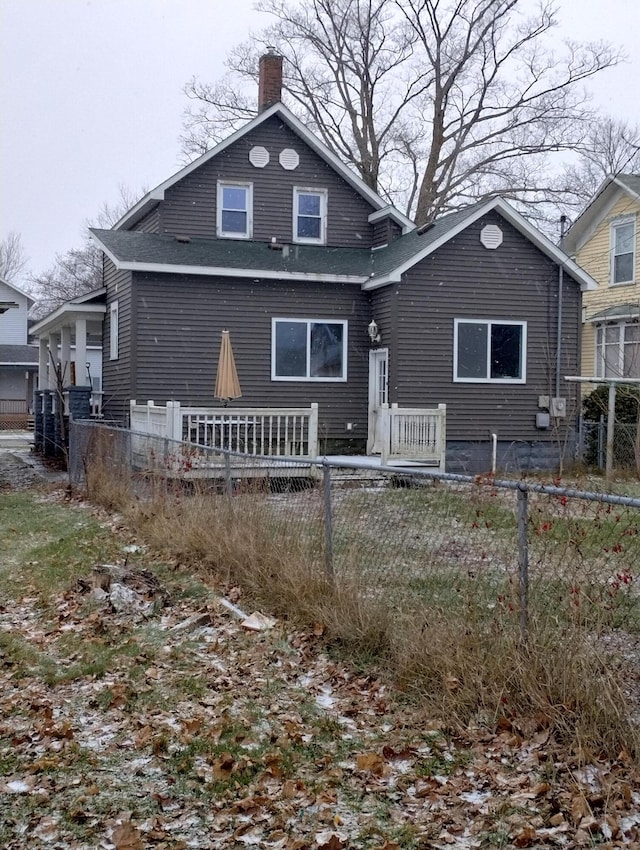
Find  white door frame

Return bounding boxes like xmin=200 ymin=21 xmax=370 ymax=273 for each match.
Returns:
xmin=367 ymin=347 xmax=389 ymax=454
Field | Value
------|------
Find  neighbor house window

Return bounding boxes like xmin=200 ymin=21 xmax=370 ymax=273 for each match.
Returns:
xmin=595 ymin=321 xmax=640 ymax=378
xmin=293 ymin=188 xmax=327 ymax=244
xmin=454 ymin=319 xmax=526 ymax=382
xmin=109 ymin=301 xmax=119 ymax=361
xmin=611 ymin=218 xmax=635 ymax=284
xmin=217 ymin=182 xmax=252 ymax=238
xmin=272 ymin=318 xmax=347 ymax=381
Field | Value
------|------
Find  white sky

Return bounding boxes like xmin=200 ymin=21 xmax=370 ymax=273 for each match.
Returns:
xmin=1 ymin=0 xmax=639 ymax=283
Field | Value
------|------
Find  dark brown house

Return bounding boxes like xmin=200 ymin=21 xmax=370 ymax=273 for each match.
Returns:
xmin=85 ymin=57 xmax=595 ymax=473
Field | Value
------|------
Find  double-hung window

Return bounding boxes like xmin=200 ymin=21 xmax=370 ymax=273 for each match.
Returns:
xmin=272 ymin=318 xmax=347 ymax=381
xmin=454 ymin=319 xmax=526 ymax=383
xmin=293 ymin=188 xmax=327 ymax=244
xmin=217 ymin=182 xmax=252 ymax=238
xmin=611 ymin=218 xmax=635 ymax=285
xmin=595 ymin=321 xmax=640 ymax=379
xmin=109 ymin=301 xmax=119 ymax=361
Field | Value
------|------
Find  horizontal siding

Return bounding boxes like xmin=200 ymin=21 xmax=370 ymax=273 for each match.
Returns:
xmin=0 ymin=281 xmax=29 ymax=345
xmin=577 ymin=195 xmax=639 ymax=293
xmin=161 ymin=115 xmax=377 ymax=248
xmin=132 ymin=206 xmax=160 ymax=234
xmin=577 ymin=195 xmax=640 ymax=389
xmin=102 ymin=259 xmax=133 ymax=422
xmin=393 ymin=211 xmax=581 ymax=443
xmin=132 ymin=273 xmax=370 ymax=438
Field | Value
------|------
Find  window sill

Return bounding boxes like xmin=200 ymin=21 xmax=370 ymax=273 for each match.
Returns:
xmin=272 ymin=376 xmax=347 ymax=382
xmin=453 ymin=377 xmax=526 ymax=384
xmin=609 ymin=280 xmax=636 ymax=287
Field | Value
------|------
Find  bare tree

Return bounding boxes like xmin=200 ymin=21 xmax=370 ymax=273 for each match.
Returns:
xmin=28 ymin=185 xmax=144 ymax=319
xmin=181 ymin=0 xmax=619 ymax=222
xmin=559 ymin=117 xmax=640 ymax=213
xmin=0 ymin=232 xmax=29 ymax=283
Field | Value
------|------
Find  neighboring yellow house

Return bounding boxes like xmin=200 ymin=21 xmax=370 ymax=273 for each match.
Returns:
xmin=562 ymin=174 xmax=640 ymax=388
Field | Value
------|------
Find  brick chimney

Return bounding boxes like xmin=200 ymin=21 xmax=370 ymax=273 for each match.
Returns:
xmin=258 ymin=48 xmax=283 ymax=112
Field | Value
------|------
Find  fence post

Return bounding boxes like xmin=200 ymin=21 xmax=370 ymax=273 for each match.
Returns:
xmin=517 ymin=483 xmax=529 ymax=650
xmin=322 ymin=461 xmax=334 ymax=579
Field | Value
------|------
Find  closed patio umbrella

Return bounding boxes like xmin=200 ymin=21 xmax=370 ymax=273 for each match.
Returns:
xmin=214 ymin=329 xmax=242 ymax=405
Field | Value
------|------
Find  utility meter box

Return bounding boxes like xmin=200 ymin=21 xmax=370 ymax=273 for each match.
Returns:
xmin=550 ymin=397 xmax=566 ymax=417
xmin=536 ymin=412 xmax=551 ymax=429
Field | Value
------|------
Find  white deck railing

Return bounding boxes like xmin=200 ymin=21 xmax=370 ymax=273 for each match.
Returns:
xmin=130 ymin=400 xmax=319 ymax=460
xmin=378 ymin=403 xmax=446 ymax=469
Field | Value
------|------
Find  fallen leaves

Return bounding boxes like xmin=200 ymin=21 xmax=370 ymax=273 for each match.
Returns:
xmin=1 ymin=497 xmax=640 ymax=849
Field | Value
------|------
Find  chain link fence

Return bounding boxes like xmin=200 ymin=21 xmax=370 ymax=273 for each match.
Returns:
xmin=581 ymin=417 xmax=640 ymax=472
xmin=69 ymin=419 xmax=640 ymax=647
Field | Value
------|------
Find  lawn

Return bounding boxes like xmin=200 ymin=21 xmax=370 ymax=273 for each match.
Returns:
xmin=1 ymin=485 xmax=640 ymax=848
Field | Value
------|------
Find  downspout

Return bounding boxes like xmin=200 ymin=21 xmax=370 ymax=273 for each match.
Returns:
xmin=555 ymin=215 xmax=568 ymax=399
xmin=491 ymin=432 xmax=498 ymax=474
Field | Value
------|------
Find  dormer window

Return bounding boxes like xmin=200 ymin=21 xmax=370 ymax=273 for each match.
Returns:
xmin=293 ymin=188 xmax=327 ymax=244
xmin=217 ymin=182 xmax=252 ymax=239
xmin=611 ymin=218 xmax=635 ymax=285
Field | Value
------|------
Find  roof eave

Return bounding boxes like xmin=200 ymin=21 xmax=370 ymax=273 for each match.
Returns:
xmin=30 ymin=303 xmax=107 ymax=338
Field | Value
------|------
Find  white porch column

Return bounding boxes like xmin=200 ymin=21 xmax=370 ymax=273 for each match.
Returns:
xmin=47 ymin=333 xmax=60 ymax=389
xmin=38 ymin=338 xmax=48 ymax=390
xmin=75 ymin=317 xmax=88 ymax=385
xmin=60 ymin=326 xmax=72 ymax=385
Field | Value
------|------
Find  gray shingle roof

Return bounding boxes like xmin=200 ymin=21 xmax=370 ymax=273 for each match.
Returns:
xmin=91 ymin=229 xmax=373 ymax=279
xmin=616 ymin=174 xmax=640 ymax=198
xmin=91 ymin=202 xmax=489 ymax=284
xmin=0 ymin=345 xmax=39 ymax=364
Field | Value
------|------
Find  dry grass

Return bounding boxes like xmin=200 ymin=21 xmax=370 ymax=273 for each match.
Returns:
xmin=83 ymin=460 xmax=640 ymax=762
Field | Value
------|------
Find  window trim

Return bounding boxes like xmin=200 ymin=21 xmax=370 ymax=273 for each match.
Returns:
xmin=453 ymin=318 xmax=527 ymax=383
xmin=109 ymin=300 xmax=119 ymax=361
xmin=271 ymin=317 xmax=348 ymax=382
xmin=216 ymin=181 xmax=253 ymax=239
xmin=610 ymin=216 xmax=636 ymax=286
xmin=292 ymin=187 xmax=328 ymax=245
xmin=594 ymin=320 xmax=640 ymax=379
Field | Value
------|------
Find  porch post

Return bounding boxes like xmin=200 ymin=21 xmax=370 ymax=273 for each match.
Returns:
xmin=60 ymin=326 xmax=72 ymax=385
xmin=379 ymin=404 xmax=390 ymax=465
xmin=75 ymin=317 xmax=88 ymax=385
xmin=38 ymin=338 xmax=48 ymax=390
xmin=438 ymin=403 xmax=447 ymax=471
xmin=47 ymin=333 xmax=60 ymax=389
xmin=308 ymin=403 xmax=319 ymax=459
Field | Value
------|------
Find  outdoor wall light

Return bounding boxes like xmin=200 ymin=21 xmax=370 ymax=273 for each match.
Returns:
xmin=368 ymin=319 xmax=381 ymax=343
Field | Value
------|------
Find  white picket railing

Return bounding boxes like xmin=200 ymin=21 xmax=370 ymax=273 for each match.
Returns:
xmin=130 ymin=400 xmax=319 ymax=460
xmin=378 ymin=403 xmax=446 ymax=469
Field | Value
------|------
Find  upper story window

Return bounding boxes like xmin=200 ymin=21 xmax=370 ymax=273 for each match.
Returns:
xmin=272 ymin=318 xmax=347 ymax=381
xmin=293 ymin=188 xmax=327 ymax=244
xmin=109 ymin=301 xmax=119 ymax=361
xmin=611 ymin=218 xmax=635 ymax=285
xmin=217 ymin=182 xmax=252 ymax=239
xmin=595 ymin=321 xmax=640 ymax=379
xmin=454 ymin=319 xmax=526 ymax=383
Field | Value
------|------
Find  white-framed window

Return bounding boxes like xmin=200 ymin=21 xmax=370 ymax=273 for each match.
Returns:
xmin=454 ymin=319 xmax=526 ymax=383
xmin=595 ymin=321 xmax=640 ymax=378
xmin=611 ymin=217 xmax=635 ymax=285
xmin=217 ymin=182 xmax=252 ymax=238
xmin=293 ymin=187 xmax=327 ymax=244
xmin=272 ymin=318 xmax=347 ymax=381
xmin=109 ymin=300 xmax=119 ymax=361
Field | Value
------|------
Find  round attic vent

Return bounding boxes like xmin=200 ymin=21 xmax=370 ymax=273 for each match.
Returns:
xmin=279 ymin=148 xmax=300 ymax=170
xmin=249 ymin=146 xmax=270 ymax=168
xmin=480 ymin=224 xmax=503 ymax=249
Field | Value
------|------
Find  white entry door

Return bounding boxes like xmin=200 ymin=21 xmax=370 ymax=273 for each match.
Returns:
xmin=367 ymin=348 xmax=389 ymax=454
